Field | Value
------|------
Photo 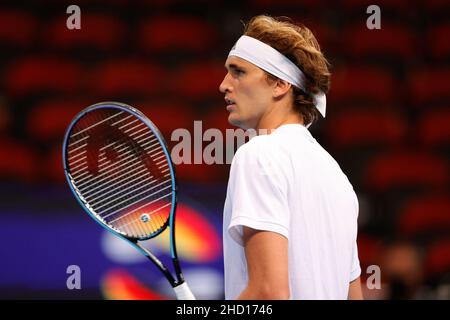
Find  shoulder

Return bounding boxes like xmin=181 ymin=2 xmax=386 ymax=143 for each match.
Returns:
xmin=231 ymin=134 xmax=291 ymax=184
xmin=232 ymin=134 xmax=279 ymax=166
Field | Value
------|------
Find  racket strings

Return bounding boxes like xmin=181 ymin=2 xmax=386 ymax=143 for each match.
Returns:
xmin=66 ymin=108 xmax=173 ymax=239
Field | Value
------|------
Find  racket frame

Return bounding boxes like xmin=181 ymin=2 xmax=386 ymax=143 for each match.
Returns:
xmin=62 ymin=102 xmax=186 ymax=289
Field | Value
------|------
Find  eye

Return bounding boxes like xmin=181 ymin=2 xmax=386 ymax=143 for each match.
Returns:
xmin=234 ymin=69 xmax=245 ymax=75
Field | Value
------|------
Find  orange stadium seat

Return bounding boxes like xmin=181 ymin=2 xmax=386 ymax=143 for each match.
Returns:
xmin=5 ymin=57 xmax=83 ymax=96
xmin=398 ymin=195 xmax=450 ymax=238
xmin=0 ymin=10 xmax=37 ymax=47
xmin=0 ymin=139 xmax=37 ymax=181
xmin=45 ymin=13 xmax=125 ymax=51
xmin=407 ymin=69 xmax=450 ymax=106
xmin=329 ymin=67 xmax=397 ymax=104
xmin=428 ymin=23 xmax=450 ymax=60
xmin=27 ymin=99 xmax=90 ymax=141
xmin=342 ymin=23 xmax=417 ymax=61
xmin=169 ymin=61 xmax=226 ymax=101
xmin=365 ymin=150 xmax=449 ymax=191
xmin=325 ymin=109 xmax=408 ymax=149
xmin=418 ymin=108 xmax=450 ymax=147
xmin=139 ymin=16 xmax=217 ymax=53
xmin=88 ymin=59 xmax=165 ymax=97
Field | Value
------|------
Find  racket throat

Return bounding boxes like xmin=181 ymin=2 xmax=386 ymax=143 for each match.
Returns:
xmin=132 ymin=241 xmax=177 ymax=287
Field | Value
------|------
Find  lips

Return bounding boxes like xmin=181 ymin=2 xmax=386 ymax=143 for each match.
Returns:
xmin=225 ymin=98 xmax=236 ymax=110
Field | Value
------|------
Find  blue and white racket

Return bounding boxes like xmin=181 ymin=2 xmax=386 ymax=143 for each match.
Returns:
xmin=62 ymin=101 xmax=195 ymax=300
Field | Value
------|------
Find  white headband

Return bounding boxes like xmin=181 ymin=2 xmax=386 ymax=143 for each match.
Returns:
xmin=228 ymin=35 xmax=326 ymax=118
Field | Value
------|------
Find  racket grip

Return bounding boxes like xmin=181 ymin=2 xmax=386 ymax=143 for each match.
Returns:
xmin=174 ymin=282 xmax=196 ymax=300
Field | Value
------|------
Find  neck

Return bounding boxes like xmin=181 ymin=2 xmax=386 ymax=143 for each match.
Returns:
xmin=255 ymin=100 xmax=304 ymax=134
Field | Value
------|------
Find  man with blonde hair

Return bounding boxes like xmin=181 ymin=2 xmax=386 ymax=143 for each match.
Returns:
xmin=219 ymin=15 xmax=363 ymax=300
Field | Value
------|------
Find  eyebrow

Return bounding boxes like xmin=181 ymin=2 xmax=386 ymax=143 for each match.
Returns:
xmin=225 ymin=63 xmax=245 ymax=71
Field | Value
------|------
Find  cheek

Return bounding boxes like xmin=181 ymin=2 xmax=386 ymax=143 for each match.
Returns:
xmin=244 ymin=88 xmax=270 ymax=113
xmin=236 ymin=76 xmax=271 ymax=113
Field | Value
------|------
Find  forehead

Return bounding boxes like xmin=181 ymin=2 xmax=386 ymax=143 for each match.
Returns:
xmin=225 ymin=56 xmax=259 ymax=71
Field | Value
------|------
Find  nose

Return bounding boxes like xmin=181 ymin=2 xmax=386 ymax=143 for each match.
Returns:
xmin=219 ymin=73 xmax=231 ymax=93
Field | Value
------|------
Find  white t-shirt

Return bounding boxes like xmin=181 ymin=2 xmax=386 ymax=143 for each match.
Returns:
xmin=223 ymin=124 xmax=361 ymax=300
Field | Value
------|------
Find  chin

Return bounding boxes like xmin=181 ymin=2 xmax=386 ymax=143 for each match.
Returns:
xmin=228 ymin=115 xmax=245 ymax=129
xmin=227 ymin=113 xmax=239 ymax=126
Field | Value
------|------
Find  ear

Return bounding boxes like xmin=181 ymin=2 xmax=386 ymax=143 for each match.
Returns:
xmin=273 ymin=79 xmax=292 ymax=99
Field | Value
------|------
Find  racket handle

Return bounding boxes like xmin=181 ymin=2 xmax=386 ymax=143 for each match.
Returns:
xmin=174 ymin=282 xmax=196 ymax=300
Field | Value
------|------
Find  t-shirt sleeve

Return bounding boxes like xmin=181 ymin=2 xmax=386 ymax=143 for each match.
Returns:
xmin=227 ymin=139 xmax=290 ymax=246
xmin=350 ymin=192 xmax=361 ymax=282
xmin=350 ymin=239 xmax=361 ymax=282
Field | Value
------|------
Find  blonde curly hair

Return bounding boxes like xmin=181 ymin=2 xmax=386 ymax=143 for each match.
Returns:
xmin=243 ymin=15 xmax=331 ymax=125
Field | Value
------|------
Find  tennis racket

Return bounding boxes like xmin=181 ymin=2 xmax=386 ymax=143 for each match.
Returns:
xmin=62 ymin=101 xmax=195 ymax=300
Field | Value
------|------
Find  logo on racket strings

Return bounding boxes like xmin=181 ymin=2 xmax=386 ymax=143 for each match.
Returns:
xmin=140 ymin=214 xmax=150 ymax=223
xmin=84 ymin=122 xmax=160 ymax=177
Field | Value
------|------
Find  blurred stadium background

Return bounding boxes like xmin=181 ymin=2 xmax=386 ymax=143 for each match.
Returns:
xmin=0 ymin=0 xmax=449 ymax=299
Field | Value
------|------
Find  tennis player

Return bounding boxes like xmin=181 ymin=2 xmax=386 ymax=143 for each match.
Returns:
xmin=220 ymin=15 xmax=363 ymax=300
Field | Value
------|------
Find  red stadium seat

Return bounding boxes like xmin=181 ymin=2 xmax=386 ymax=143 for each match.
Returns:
xmin=45 ymin=14 xmax=125 ymax=51
xmin=89 ymin=59 xmax=165 ymax=97
xmin=139 ymin=0 xmax=208 ymax=7
xmin=39 ymin=0 xmax=128 ymax=4
xmin=356 ymin=234 xmax=384 ymax=270
xmin=139 ymin=16 xmax=217 ymax=53
xmin=425 ymin=238 xmax=450 ymax=277
xmin=249 ymin=0 xmax=326 ymax=10
xmin=422 ymin=0 xmax=450 ymax=12
xmin=329 ymin=67 xmax=397 ymax=104
xmin=204 ymin=107 xmax=234 ymax=134
xmin=169 ymin=61 xmax=226 ymax=101
xmin=174 ymin=161 xmax=226 ymax=183
xmin=0 ymin=101 xmax=11 ymax=133
xmin=407 ymin=69 xmax=450 ymax=106
xmin=418 ymin=108 xmax=450 ymax=147
xmin=365 ymin=150 xmax=449 ymax=191
xmin=0 ymin=139 xmax=37 ymax=181
xmin=398 ymin=195 xmax=450 ymax=237
xmin=27 ymin=99 xmax=90 ymax=141
xmin=343 ymin=23 xmax=417 ymax=61
xmin=342 ymin=0 xmax=411 ymax=11
xmin=325 ymin=109 xmax=408 ymax=149
xmin=138 ymin=100 xmax=197 ymax=138
xmin=0 ymin=10 xmax=37 ymax=47
xmin=43 ymin=101 xmax=215 ymax=184
xmin=428 ymin=23 xmax=450 ymax=60
xmin=46 ymin=143 xmax=65 ymax=182
xmin=284 ymin=19 xmax=335 ymax=51
xmin=138 ymin=103 xmax=228 ymax=183
xmin=202 ymin=107 xmax=243 ymax=180
xmin=5 ymin=57 xmax=83 ymax=96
